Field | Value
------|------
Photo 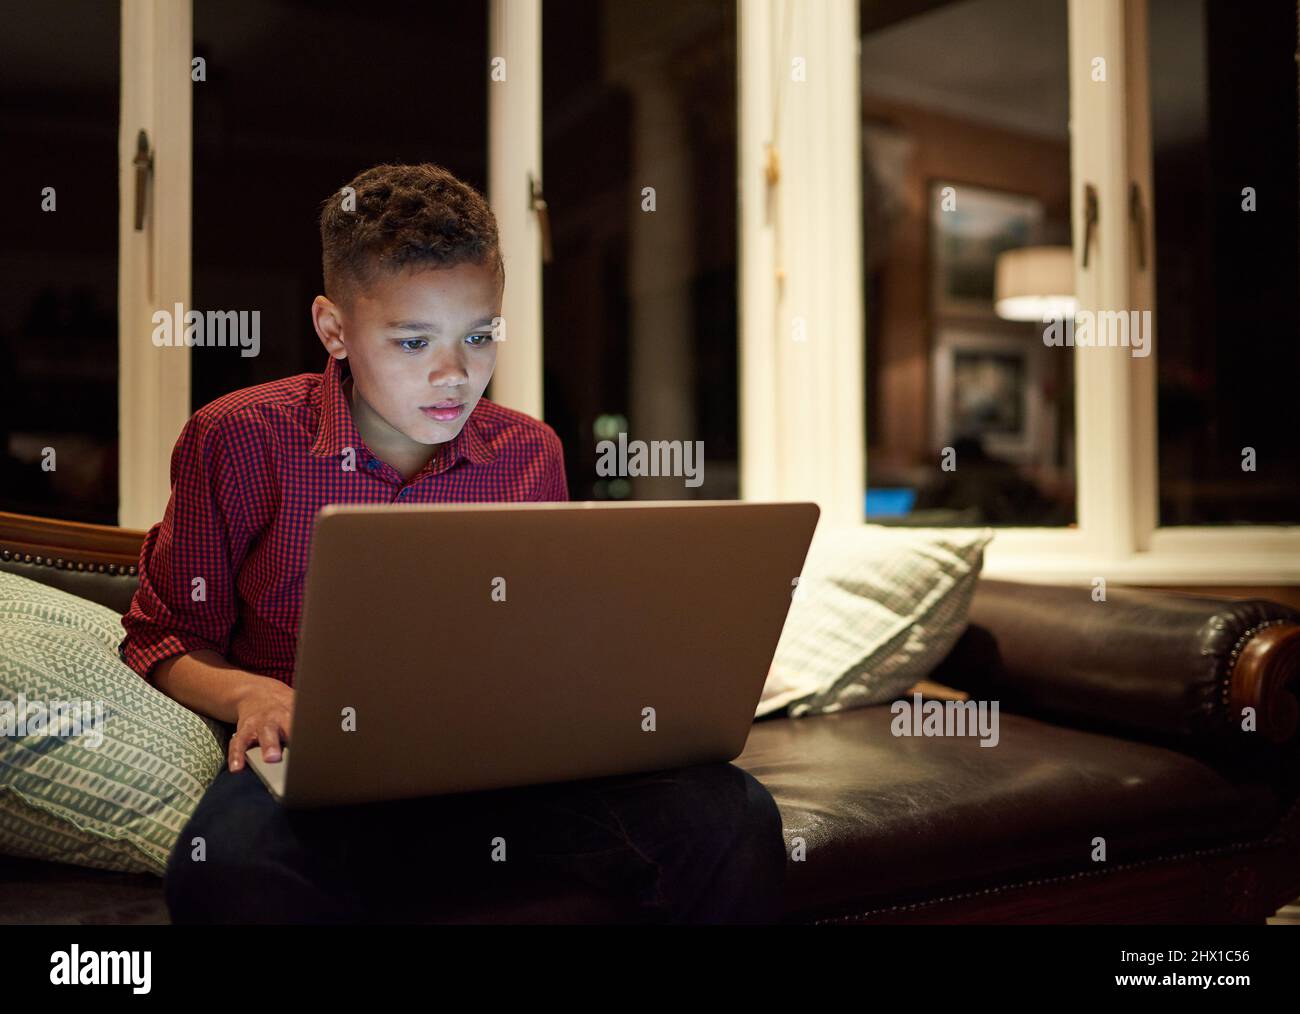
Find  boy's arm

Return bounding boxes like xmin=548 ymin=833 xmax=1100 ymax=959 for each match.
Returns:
xmin=120 ymin=410 xmax=292 ymax=768
xmin=152 ymin=650 xmax=293 ymax=769
xmin=120 ymin=409 xmax=261 ymax=706
xmin=151 ymin=650 xmax=285 ymax=725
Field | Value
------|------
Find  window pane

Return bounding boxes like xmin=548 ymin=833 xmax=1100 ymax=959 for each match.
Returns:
xmin=860 ymin=0 xmax=1076 ymax=526
xmin=542 ymin=0 xmax=737 ymax=500
xmin=0 ymin=1 xmax=119 ymax=523
xmin=190 ymin=0 xmax=488 ymax=412
xmin=1149 ymin=0 xmax=1300 ymax=524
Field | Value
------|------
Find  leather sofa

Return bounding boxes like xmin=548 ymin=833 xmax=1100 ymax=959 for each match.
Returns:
xmin=2 ymin=509 xmax=1299 ymax=924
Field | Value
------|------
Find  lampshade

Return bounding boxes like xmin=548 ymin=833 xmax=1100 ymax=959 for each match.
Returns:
xmin=994 ymin=245 xmax=1076 ymax=321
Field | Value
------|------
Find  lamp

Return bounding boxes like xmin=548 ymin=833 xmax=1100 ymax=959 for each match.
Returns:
xmin=994 ymin=245 xmax=1076 ymax=321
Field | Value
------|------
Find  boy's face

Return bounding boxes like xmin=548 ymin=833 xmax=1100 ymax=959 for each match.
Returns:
xmin=313 ymin=260 xmax=501 ymax=459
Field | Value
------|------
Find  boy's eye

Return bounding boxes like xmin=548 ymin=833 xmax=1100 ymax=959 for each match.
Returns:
xmin=466 ymin=333 xmax=492 ymax=347
xmin=397 ymin=338 xmax=428 ymax=353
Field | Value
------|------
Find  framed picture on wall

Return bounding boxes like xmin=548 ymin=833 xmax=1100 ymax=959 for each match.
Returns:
xmin=929 ymin=182 xmax=1045 ymax=319
xmin=931 ymin=326 xmax=1045 ymax=464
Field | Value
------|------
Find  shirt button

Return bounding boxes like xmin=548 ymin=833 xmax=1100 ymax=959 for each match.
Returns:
xmin=397 ymin=489 xmax=408 ymax=499
xmin=366 ymin=458 xmax=379 ymax=470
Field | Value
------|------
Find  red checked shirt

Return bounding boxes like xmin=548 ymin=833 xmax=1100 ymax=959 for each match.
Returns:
xmin=119 ymin=354 xmax=568 ymax=686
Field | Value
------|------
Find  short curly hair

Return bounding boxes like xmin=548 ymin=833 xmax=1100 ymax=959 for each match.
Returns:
xmin=320 ymin=163 xmax=503 ymax=305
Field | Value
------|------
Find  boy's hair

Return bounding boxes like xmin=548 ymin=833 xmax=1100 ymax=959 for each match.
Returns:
xmin=320 ymin=163 xmax=503 ymax=306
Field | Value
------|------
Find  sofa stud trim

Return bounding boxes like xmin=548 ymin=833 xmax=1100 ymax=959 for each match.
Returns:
xmin=812 ymin=792 xmax=1300 ymax=925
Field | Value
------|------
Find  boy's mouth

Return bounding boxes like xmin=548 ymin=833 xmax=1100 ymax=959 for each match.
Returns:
xmin=421 ymin=401 xmax=465 ymax=422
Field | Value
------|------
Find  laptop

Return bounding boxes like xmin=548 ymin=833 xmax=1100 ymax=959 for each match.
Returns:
xmin=245 ymin=500 xmax=819 ymax=807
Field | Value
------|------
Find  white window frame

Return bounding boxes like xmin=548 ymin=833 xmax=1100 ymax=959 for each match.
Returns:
xmin=118 ymin=0 xmax=543 ymax=526
xmin=487 ymin=0 xmax=544 ymax=420
xmin=738 ymin=0 xmax=866 ymax=527
xmin=736 ymin=0 xmax=1300 ymax=585
xmin=119 ymin=0 xmax=192 ymax=530
xmin=983 ymin=0 xmax=1300 ymax=585
xmin=117 ymin=0 xmax=1299 ymax=584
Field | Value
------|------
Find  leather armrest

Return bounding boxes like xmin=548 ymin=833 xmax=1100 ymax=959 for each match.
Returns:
xmin=936 ymin=579 xmax=1300 ymax=751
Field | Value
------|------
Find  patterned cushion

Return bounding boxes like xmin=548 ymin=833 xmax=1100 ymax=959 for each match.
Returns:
xmin=757 ymin=526 xmax=993 ymax=718
xmin=0 ymin=570 xmax=227 ymax=876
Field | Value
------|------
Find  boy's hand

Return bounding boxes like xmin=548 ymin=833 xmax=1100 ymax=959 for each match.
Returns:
xmin=229 ymin=679 xmax=295 ymax=773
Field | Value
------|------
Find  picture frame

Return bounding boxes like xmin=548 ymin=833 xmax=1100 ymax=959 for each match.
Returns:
xmin=929 ymin=181 xmax=1045 ymax=319
xmin=930 ymin=326 xmax=1045 ymax=464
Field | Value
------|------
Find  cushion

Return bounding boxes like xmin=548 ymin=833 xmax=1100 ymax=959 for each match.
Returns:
xmin=756 ymin=525 xmax=993 ymax=718
xmin=0 ymin=570 xmax=227 ymax=876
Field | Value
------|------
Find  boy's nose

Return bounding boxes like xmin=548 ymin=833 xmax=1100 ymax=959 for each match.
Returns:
xmin=425 ymin=353 xmax=470 ymax=385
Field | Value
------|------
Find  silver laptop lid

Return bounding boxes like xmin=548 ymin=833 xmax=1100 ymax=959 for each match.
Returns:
xmin=282 ymin=501 xmax=819 ymax=806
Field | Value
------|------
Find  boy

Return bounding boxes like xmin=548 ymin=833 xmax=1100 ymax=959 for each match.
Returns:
xmin=118 ymin=163 xmax=786 ymax=924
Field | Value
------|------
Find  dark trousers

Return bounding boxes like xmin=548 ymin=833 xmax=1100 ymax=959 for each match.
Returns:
xmin=164 ymin=759 xmax=787 ymax=925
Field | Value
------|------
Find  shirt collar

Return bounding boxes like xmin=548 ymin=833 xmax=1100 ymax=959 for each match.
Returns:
xmin=309 ymin=355 xmax=496 ymax=468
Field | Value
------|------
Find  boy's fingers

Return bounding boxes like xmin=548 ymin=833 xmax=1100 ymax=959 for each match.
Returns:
xmin=260 ymin=723 xmax=283 ymax=763
xmin=228 ymin=731 xmax=250 ymax=772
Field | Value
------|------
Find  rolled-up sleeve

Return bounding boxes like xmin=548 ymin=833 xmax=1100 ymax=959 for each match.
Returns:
xmin=119 ymin=409 xmax=255 ymax=682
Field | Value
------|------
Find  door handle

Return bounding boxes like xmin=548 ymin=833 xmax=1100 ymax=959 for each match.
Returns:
xmin=528 ymin=172 xmax=553 ymax=264
xmin=1081 ymin=183 xmax=1099 ymax=269
xmin=1129 ymin=181 xmax=1147 ymax=271
xmin=133 ymin=129 xmax=153 ymax=232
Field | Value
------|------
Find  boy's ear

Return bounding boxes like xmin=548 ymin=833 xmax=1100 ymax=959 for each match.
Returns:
xmin=312 ymin=295 xmax=346 ymax=355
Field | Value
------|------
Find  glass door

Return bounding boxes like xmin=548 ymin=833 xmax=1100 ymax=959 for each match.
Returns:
xmin=0 ymin=1 xmax=121 ymax=523
xmin=189 ymin=0 xmax=491 ymax=411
